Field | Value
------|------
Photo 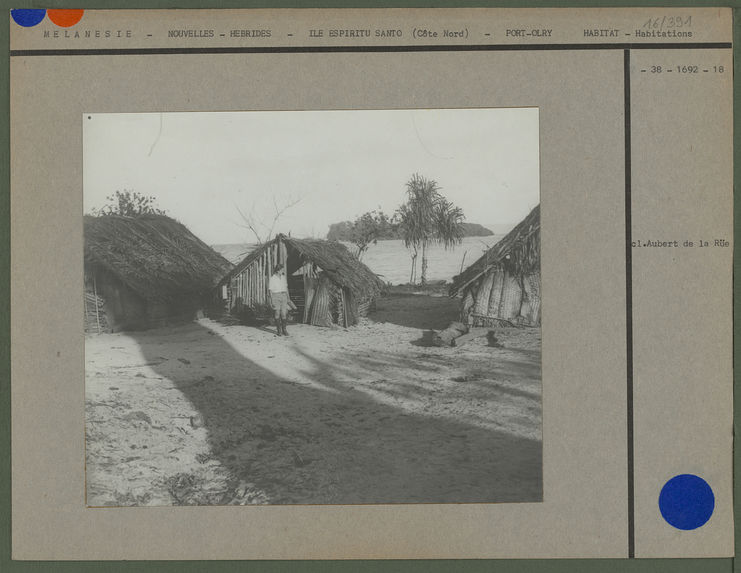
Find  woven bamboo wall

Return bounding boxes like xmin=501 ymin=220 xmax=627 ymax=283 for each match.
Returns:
xmin=521 ymin=272 xmax=541 ymax=326
xmin=498 ymin=272 xmax=522 ymax=321
xmin=309 ymin=276 xmax=333 ymax=327
xmin=465 ymin=268 xmax=541 ymax=327
xmin=486 ymin=269 xmax=506 ymax=317
xmin=473 ymin=272 xmax=496 ymax=316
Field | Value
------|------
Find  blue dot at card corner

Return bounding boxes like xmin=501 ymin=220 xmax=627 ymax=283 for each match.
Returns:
xmin=659 ymin=474 xmax=714 ymax=530
xmin=11 ymin=9 xmax=46 ymax=28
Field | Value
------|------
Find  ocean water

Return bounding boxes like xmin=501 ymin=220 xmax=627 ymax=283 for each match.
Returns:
xmin=355 ymin=236 xmax=502 ymax=284
xmin=213 ymin=235 xmax=502 ymax=285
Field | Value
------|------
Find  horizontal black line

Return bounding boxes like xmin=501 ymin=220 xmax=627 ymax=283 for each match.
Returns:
xmin=9 ymin=42 xmax=732 ymax=56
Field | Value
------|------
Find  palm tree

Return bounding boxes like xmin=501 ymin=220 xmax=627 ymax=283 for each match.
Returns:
xmin=397 ymin=174 xmax=465 ymax=285
xmin=433 ymin=196 xmax=465 ymax=248
xmin=397 ymin=202 xmax=420 ymax=283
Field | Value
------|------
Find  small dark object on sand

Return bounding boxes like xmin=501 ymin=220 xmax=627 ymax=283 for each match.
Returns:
xmin=487 ymin=332 xmax=503 ymax=348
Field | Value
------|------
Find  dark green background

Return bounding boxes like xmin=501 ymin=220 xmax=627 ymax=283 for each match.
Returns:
xmin=1 ymin=1 xmax=738 ymax=571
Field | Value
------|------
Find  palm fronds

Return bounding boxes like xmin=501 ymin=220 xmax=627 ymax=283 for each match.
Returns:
xmin=397 ymin=173 xmax=466 ymax=284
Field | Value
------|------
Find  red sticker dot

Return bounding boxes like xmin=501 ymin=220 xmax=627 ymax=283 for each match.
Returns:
xmin=47 ymin=9 xmax=84 ymax=28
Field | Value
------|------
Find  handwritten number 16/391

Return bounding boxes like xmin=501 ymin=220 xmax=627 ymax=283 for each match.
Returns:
xmin=642 ymin=16 xmax=692 ymax=29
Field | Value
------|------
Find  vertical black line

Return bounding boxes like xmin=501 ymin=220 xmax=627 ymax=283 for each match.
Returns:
xmin=624 ymin=48 xmax=635 ymax=559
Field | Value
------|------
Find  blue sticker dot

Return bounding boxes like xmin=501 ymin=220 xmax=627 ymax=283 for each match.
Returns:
xmin=11 ymin=9 xmax=46 ymax=27
xmin=659 ymin=474 xmax=714 ymax=530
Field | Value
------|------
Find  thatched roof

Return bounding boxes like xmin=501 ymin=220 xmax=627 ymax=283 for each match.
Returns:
xmin=223 ymin=234 xmax=384 ymax=299
xmin=449 ymin=204 xmax=540 ymax=297
xmin=85 ymin=214 xmax=233 ymax=301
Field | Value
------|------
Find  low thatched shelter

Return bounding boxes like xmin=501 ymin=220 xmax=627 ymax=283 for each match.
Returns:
xmin=218 ymin=234 xmax=384 ymax=327
xmin=450 ymin=205 xmax=540 ymax=327
xmin=84 ymin=214 xmax=233 ymax=333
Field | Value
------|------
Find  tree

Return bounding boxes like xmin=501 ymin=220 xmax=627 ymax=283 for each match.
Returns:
xmin=326 ymin=221 xmax=354 ymax=241
xmin=348 ymin=209 xmax=397 ymax=261
xmin=433 ymin=197 xmax=465 ymax=249
xmin=397 ymin=174 xmax=465 ymax=285
xmin=94 ymin=190 xmax=166 ymax=216
xmin=349 ymin=212 xmax=380 ymax=261
xmin=396 ymin=201 xmax=420 ymax=284
xmin=235 ymin=194 xmax=303 ymax=244
xmin=328 ymin=210 xmax=398 ymax=245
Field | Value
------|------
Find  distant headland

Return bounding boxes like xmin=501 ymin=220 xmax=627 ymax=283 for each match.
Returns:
xmin=327 ymin=221 xmax=494 ymax=241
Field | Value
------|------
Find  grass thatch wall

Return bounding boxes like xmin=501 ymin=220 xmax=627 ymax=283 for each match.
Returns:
xmin=285 ymin=236 xmax=385 ymax=301
xmin=84 ymin=214 xmax=233 ymax=331
xmin=451 ymin=205 xmax=541 ymax=327
xmin=85 ymin=214 xmax=233 ymax=302
xmin=225 ymin=234 xmax=384 ymax=300
xmin=449 ymin=205 xmax=540 ymax=298
xmin=221 ymin=234 xmax=384 ymax=326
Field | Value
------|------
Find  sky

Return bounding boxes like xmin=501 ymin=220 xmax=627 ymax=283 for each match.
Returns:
xmin=83 ymin=108 xmax=540 ymax=245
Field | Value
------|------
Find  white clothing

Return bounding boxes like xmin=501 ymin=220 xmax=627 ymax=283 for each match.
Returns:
xmin=268 ymin=272 xmax=288 ymax=293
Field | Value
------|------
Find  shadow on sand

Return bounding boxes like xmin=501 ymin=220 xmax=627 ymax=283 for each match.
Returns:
xmin=130 ymin=321 xmax=542 ymax=505
xmin=368 ymin=293 xmax=460 ymax=330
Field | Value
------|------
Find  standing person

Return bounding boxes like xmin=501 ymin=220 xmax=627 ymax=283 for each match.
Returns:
xmin=268 ymin=263 xmax=289 ymax=336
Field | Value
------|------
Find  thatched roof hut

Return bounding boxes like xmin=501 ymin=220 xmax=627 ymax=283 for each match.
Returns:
xmin=84 ymin=214 xmax=233 ymax=332
xmin=450 ymin=205 xmax=540 ymax=327
xmin=219 ymin=234 xmax=383 ymax=327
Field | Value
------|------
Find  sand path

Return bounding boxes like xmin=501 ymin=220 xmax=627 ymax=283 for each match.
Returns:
xmin=86 ymin=294 xmax=542 ymax=505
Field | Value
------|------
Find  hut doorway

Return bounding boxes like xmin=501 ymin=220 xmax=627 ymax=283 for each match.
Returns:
xmin=283 ymin=248 xmax=326 ymax=326
xmin=282 ymin=243 xmax=313 ymax=325
xmin=283 ymin=247 xmax=351 ymax=327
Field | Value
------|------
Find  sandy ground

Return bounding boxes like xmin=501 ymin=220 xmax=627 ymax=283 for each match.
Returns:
xmin=85 ymin=293 xmax=542 ymax=506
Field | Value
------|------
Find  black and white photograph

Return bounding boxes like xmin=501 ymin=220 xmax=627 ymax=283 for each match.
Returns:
xmin=83 ymin=108 xmax=541 ymax=506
